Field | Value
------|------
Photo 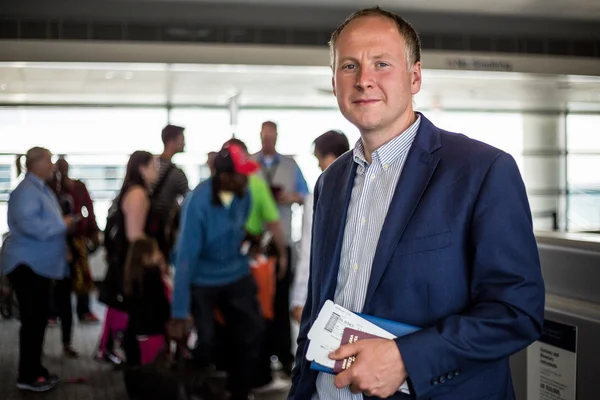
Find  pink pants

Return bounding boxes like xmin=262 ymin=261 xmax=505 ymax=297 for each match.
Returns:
xmin=98 ymin=308 xmax=129 ymax=355
xmin=137 ymin=334 xmax=166 ymax=365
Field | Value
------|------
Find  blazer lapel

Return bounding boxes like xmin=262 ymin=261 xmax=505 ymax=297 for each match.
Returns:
xmin=364 ymin=117 xmax=441 ymax=307
xmin=319 ymin=157 xmax=357 ymax=305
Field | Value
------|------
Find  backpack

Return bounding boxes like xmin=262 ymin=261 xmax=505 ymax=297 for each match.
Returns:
xmin=103 ymin=162 xmax=176 ymax=264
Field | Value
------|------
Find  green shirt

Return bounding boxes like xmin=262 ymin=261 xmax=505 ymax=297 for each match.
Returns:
xmin=245 ymin=174 xmax=280 ymax=235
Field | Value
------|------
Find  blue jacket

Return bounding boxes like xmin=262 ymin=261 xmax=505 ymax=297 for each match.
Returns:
xmin=2 ymin=173 xmax=68 ymax=279
xmin=289 ymin=115 xmax=545 ymax=400
xmin=172 ymin=177 xmax=251 ymax=319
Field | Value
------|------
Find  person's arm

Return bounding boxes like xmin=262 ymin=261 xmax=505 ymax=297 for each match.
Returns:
xmin=9 ymin=185 xmax=67 ymax=241
xmin=176 ymin=168 xmax=190 ymax=197
xmin=396 ymin=153 xmax=545 ymax=397
xmin=279 ymin=161 xmax=309 ymax=205
xmin=121 ymin=186 xmax=150 ymax=242
xmin=291 ymin=194 xmax=313 ymax=321
xmin=172 ymin=193 xmax=203 ymax=319
xmin=266 ymin=220 xmax=288 ymax=279
xmin=255 ymin=176 xmax=287 ymax=278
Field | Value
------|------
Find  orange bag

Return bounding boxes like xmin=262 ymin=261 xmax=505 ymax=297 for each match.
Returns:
xmin=250 ymin=256 xmax=276 ymax=320
xmin=215 ymin=255 xmax=276 ymax=324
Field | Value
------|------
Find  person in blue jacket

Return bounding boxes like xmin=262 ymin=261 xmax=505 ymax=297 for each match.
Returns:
xmin=3 ymin=147 xmax=76 ymax=392
xmin=169 ymin=143 xmax=266 ymax=400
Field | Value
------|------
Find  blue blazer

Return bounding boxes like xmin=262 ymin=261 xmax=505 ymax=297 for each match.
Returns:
xmin=289 ymin=115 xmax=545 ymax=400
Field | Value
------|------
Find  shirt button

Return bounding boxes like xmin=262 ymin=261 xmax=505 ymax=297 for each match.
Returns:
xmin=383 ymin=163 xmax=390 ymax=170
xmin=353 ymin=264 xmax=359 ymax=271
xmin=361 ymin=217 xmax=366 ymax=225
xmin=370 ymin=175 xmax=375 ymax=181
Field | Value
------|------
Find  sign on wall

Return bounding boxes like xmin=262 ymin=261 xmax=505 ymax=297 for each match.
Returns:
xmin=527 ymin=319 xmax=577 ymax=400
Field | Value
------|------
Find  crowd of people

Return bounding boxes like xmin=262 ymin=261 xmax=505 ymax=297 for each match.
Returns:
xmin=1 ymin=119 xmax=347 ymax=398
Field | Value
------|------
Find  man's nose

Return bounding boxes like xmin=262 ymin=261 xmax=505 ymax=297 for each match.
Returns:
xmin=355 ymin=66 xmax=375 ymax=90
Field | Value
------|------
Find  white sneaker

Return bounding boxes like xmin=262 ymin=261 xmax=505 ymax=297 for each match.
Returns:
xmin=253 ymin=377 xmax=292 ymax=394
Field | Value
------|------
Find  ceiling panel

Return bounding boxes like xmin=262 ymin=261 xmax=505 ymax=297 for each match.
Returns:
xmin=0 ymin=62 xmax=599 ymax=112
xmin=151 ymin=0 xmax=600 ymax=20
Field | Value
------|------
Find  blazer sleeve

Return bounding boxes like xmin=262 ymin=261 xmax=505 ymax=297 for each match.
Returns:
xmin=395 ymin=152 xmax=545 ymax=399
xmin=289 ymin=177 xmax=322 ymax=399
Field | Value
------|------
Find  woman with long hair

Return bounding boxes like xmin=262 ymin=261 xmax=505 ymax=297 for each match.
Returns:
xmin=97 ymin=151 xmax=159 ymax=364
xmin=3 ymin=147 xmax=76 ymax=392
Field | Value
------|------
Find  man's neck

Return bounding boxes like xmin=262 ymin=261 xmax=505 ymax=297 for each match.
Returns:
xmin=160 ymin=149 xmax=175 ymax=161
xmin=261 ymin=150 xmax=277 ymax=157
xmin=360 ymin=111 xmax=417 ymax=164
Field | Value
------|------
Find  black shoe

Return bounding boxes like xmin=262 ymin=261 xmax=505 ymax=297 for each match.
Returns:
xmin=46 ymin=374 xmax=60 ymax=385
xmin=64 ymin=345 xmax=79 ymax=358
xmin=16 ymin=377 xmax=56 ymax=392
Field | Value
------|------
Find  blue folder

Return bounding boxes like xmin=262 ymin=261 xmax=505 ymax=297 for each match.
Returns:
xmin=309 ymin=313 xmax=420 ymax=374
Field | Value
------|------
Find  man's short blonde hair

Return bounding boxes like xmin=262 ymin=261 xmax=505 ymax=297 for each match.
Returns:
xmin=328 ymin=6 xmax=422 ymax=71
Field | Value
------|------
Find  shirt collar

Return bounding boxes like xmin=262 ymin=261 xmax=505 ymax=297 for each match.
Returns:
xmin=353 ymin=114 xmax=421 ymax=169
xmin=25 ymin=172 xmax=47 ymax=189
xmin=258 ymin=152 xmax=281 ymax=165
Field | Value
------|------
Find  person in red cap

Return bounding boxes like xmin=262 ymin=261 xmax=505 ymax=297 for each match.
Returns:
xmin=168 ymin=143 xmax=265 ymax=400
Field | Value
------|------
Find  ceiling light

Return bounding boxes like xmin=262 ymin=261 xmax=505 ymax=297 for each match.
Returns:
xmin=105 ymin=71 xmax=114 ymax=79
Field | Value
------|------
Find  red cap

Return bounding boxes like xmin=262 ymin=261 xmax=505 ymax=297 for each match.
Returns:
xmin=214 ymin=143 xmax=259 ymax=176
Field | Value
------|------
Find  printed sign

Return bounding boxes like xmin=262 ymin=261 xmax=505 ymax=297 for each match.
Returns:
xmin=445 ymin=57 xmax=514 ymax=72
xmin=527 ymin=319 xmax=577 ymax=400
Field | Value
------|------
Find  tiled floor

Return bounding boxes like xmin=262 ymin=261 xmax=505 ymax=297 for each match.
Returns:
xmin=0 ymin=300 xmax=291 ymax=400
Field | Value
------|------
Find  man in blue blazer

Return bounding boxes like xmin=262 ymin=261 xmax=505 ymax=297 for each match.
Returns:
xmin=289 ymin=6 xmax=545 ymax=400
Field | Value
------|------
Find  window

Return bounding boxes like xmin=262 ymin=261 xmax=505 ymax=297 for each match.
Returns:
xmin=566 ymin=114 xmax=600 ymax=231
xmin=0 ymin=107 xmax=168 ymax=231
xmin=426 ymin=111 xmax=524 ymax=168
xmin=169 ymin=108 xmax=231 ymax=188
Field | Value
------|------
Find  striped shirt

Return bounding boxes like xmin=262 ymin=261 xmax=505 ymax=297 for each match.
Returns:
xmin=151 ymin=158 xmax=189 ymax=216
xmin=314 ymin=115 xmax=421 ymax=400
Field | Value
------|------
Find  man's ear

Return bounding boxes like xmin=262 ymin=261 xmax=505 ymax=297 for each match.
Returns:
xmin=332 ymin=76 xmax=337 ymax=98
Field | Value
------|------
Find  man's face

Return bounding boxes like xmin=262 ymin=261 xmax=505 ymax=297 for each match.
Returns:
xmin=173 ymin=133 xmax=185 ymax=153
xmin=314 ymin=149 xmax=336 ymax=172
xmin=332 ymin=16 xmax=422 ymax=135
xmin=56 ymin=158 xmax=69 ymax=177
xmin=260 ymin=125 xmax=278 ymax=154
xmin=33 ymin=151 xmax=55 ymax=181
xmin=221 ymin=172 xmax=248 ymax=197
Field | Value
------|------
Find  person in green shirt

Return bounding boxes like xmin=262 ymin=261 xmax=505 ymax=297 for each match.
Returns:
xmin=222 ymin=138 xmax=288 ymax=277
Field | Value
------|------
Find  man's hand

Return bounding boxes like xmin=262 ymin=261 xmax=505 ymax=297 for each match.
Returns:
xmin=63 ymin=215 xmax=75 ymax=228
xmin=291 ymin=306 xmax=303 ymax=323
xmin=278 ymin=192 xmax=303 ymax=205
xmin=330 ymin=338 xmax=407 ymax=398
xmin=167 ymin=318 xmax=190 ymax=341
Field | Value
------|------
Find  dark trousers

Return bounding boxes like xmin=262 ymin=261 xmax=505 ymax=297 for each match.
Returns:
xmin=191 ymin=275 xmax=265 ymax=400
xmin=8 ymin=265 xmax=51 ymax=384
xmin=53 ymin=278 xmax=73 ymax=346
xmin=76 ymin=293 xmax=91 ymax=317
xmin=255 ymin=245 xmax=294 ymax=386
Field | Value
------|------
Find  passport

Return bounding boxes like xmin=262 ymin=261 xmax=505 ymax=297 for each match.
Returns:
xmin=333 ymin=328 xmax=382 ymax=373
xmin=309 ymin=311 xmax=420 ymax=375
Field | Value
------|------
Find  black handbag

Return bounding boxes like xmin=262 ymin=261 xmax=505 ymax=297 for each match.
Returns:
xmin=123 ymin=345 xmax=228 ymax=400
